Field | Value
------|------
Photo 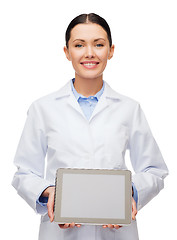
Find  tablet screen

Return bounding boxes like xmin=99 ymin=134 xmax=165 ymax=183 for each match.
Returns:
xmin=61 ymin=173 xmax=125 ymax=219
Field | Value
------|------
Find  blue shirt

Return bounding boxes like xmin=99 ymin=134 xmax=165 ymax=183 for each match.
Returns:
xmin=37 ymin=78 xmax=138 ymax=207
xmin=71 ymin=78 xmax=105 ymax=120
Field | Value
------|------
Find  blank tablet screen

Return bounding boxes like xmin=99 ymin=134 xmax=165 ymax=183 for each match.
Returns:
xmin=61 ymin=173 xmax=125 ymax=219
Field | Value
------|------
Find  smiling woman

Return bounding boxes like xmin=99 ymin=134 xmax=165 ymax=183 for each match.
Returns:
xmin=63 ymin=13 xmax=114 ymax=97
xmin=12 ymin=13 xmax=168 ymax=240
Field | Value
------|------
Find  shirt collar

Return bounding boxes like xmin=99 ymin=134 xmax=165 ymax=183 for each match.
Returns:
xmin=71 ymin=78 xmax=105 ymax=101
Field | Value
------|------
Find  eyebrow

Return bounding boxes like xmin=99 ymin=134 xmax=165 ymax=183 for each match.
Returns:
xmin=73 ymin=38 xmax=106 ymax=43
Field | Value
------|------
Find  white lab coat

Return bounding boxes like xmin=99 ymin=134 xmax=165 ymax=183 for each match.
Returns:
xmin=12 ymin=80 xmax=168 ymax=240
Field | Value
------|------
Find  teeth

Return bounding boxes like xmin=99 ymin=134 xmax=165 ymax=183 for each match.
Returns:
xmin=83 ymin=63 xmax=97 ymax=66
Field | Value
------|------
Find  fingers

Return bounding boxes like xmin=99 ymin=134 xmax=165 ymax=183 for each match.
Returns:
xmin=59 ymin=223 xmax=70 ymax=229
xmin=102 ymin=225 xmax=107 ymax=228
xmin=107 ymin=224 xmax=114 ymax=229
xmin=59 ymin=223 xmax=121 ymax=230
xmin=132 ymin=197 xmax=137 ymax=220
xmin=102 ymin=224 xmax=122 ymax=229
xmin=47 ymin=190 xmax=55 ymax=222
xmin=114 ymin=225 xmax=121 ymax=229
xmin=76 ymin=224 xmax=81 ymax=228
xmin=59 ymin=223 xmax=81 ymax=229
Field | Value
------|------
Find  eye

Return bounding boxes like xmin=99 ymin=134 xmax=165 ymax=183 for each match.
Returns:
xmin=96 ymin=44 xmax=104 ymax=47
xmin=75 ymin=44 xmax=83 ymax=48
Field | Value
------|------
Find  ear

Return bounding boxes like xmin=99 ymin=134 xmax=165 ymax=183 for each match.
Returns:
xmin=108 ymin=44 xmax=115 ymax=60
xmin=64 ymin=46 xmax=71 ymax=61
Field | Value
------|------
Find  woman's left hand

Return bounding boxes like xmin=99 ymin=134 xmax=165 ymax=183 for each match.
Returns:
xmin=102 ymin=197 xmax=137 ymax=229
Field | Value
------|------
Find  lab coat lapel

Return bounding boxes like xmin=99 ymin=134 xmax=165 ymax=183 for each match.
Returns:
xmin=67 ymin=93 xmax=86 ymax=119
xmin=89 ymin=82 xmax=121 ymax=122
xmin=89 ymin=93 xmax=109 ymax=122
xmin=55 ymin=80 xmax=85 ymax=119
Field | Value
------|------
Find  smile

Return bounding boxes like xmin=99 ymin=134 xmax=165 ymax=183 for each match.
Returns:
xmin=81 ymin=61 xmax=99 ymax=69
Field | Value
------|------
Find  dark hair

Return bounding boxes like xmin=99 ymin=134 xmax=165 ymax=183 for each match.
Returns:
xmin=65 ymin=13 xmax=112 ymax=48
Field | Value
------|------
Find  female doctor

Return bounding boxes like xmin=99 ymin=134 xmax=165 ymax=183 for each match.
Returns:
xmin=12 ymin=13 xmax=168 ymax=240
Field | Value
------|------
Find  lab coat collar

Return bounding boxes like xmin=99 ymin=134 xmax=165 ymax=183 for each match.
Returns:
xmin=55 ymin=80 xmax=122 ymax=122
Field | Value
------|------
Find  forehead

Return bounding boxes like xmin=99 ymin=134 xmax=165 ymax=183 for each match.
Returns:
xmin=70 ymin=23 xmax=108 ymax=41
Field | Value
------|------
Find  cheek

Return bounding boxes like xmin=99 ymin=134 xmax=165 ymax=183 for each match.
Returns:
xmin=69 ymin=52 xmax=82 ymax=71
xmin=70 ymin=49 xmax=84 ymax=61
xmin=97 ymin=49 xmax=110 ymax=61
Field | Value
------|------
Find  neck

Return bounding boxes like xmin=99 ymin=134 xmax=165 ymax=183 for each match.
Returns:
xmin=74 ymin=75 xmax=103 ymax=97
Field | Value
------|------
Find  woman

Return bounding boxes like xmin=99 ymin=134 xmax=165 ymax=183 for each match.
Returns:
xmin=12 ymin=13 xmax=168 ymax=240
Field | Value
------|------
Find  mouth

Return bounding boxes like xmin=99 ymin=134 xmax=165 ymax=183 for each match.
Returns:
xmin=80 ymin=61 xmax=99 ymax=69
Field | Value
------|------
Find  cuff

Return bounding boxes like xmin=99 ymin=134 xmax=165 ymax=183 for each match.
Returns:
xmin=36 ymin=185 xmax=54 ymax=215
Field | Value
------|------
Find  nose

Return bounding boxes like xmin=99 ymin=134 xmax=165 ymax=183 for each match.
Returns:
xmin=85 ymin=46 xmax=95 ymax=58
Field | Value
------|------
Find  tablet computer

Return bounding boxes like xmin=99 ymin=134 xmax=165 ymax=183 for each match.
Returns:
xmin=54 ymin=168 xmax=132 ymax=225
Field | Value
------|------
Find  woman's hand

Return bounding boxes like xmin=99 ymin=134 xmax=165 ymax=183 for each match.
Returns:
xmin=59 ymin=223 xmax=81 ymax=229
xmin=132 ymin=196 xmax=137 ymax=220
xmin=102 ymin=224 xmax=122 ymax=229
xmin=42 ymin=187 xmax=81 ymax=228
xmin=102 ymin=197 xmax=137 ymax=229
xmin=41 ymin=186 xmax=55 ymax=222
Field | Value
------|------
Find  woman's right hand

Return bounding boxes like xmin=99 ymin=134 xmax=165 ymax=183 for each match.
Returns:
xmin=41 ymin=186 xmax=55 ymax=222
xmin=59 ymin=223 xmax=81 ymax=229
xmin=42 ymin=187 xmax=81 ymax=228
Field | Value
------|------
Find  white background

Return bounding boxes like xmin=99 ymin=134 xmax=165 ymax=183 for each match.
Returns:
xmin=0 ymin=0 xmax=176 ymax=239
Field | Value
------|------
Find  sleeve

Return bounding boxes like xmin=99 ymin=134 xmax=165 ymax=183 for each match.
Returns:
xmin=12 ymin=102 xmax=53 ymax=215
xmin=128 ymin=103 xmax=169 ymax=211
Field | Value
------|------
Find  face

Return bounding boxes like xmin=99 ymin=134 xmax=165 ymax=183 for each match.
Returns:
xmin=64 ymin=23 xmax=114 ymax=81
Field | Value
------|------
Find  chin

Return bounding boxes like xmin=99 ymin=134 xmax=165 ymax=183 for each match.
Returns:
xmin=76 ymin=71 xmax=103 ymax=80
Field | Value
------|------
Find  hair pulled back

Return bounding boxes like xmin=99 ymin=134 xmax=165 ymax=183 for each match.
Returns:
xmin=65 ymin=13 xmax=112 ymax=48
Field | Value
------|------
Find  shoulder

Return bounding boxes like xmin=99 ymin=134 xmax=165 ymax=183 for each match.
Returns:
xmin=104 ymin=81 xmax=140 ymax=110
xmin=29 ymin=80 xmax=71 ymax=110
